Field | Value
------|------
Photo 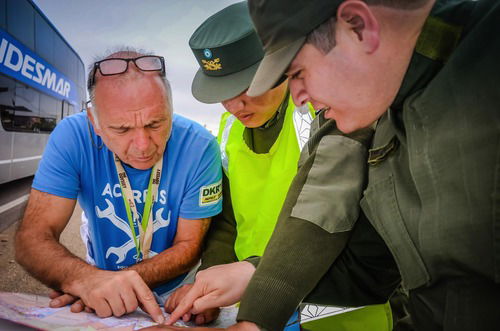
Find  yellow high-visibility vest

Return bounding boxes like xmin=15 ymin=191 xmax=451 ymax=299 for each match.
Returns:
xmin=217 ymin=96 xmax=313 ymax=260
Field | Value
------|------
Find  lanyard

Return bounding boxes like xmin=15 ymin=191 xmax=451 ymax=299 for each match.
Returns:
xmin=114 ymin=154 xmax=163 ymax=261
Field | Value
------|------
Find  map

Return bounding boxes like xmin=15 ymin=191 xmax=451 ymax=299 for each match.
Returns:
xmin=0 ymin=292 xmax=238 ymax=330
xmin=300 ymin=304 xmax=359 ymax=323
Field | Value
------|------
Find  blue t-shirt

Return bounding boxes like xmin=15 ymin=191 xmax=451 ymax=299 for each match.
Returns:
xmin=33 ymin=112 xmax=222 ymax=295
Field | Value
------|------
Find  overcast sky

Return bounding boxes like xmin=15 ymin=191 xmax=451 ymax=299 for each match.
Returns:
xmin=32 ymin=0 xmax=240 ymax=134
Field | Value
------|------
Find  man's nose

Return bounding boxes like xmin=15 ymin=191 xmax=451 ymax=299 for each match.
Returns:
xmin=289 ymin=79 xmax=310 ymax=107
xmin=133 ymin=128 xmax=151 ymax=151
xmin=222 ymin=96 xmax=244 ymax=114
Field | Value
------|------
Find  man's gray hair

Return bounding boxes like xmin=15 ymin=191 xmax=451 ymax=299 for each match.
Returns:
xmin=87 ymin=46 xmax=173 ymax=128
xmin=305 ymin=0 xmax=432 ymax=54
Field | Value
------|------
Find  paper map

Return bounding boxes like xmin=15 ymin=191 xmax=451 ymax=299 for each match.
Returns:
xmin=0 ymin=292 xmax=238 ymax=330
xmin=300 ymin=304 xmax=360 ymax=323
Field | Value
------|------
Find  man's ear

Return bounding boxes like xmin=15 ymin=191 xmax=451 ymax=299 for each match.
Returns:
xmin=337 ymin=0 xmax=380 ymax=54
xmin=87 ymin=107 xmax=101 ymax=135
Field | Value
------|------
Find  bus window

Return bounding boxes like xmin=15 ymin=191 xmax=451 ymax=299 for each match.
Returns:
xmin=35 ymin=11 xmax=54 ymax=65
xmin=7 ymin=0 xmax=35 ymax=50
xmin=13 ymin=82 xmax=40 ymax=132
xmin=0 ymin=0 xmax=6 ymax=30
xmin=39 ymin=93 xmax=59 ymax=132
xmin=0 ymin=74 xmax=15 ymax=130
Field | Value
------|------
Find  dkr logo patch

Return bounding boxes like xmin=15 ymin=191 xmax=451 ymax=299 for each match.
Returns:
xmin=199 ymin=180 xmax=222 ymax=206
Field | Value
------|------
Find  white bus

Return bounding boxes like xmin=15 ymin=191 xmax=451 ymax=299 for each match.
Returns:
xmin=0 ymin=0 xmax=86 ymax=184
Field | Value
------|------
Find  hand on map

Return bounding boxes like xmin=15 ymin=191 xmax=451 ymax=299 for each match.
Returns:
xmin=165 ymin=284 xmax=220 ymax=324
xmin=166 ymin=262 xmax=255 ymax=325
xmin=49 ymin=290 xmax=93 ymax=313
xmin=67 ymin=269 xmax=164 ymax=324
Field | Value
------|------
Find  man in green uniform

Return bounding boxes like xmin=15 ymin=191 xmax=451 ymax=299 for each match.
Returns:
xmin=165 ymin=3 xmax=310 ymax=328
xmin=166 ymin=0 xmax=500 ymax=330
xmin=206 ymin=0 xmax=499 ymax=330
xmin=165 ymin=1 xmax=394 ymax=330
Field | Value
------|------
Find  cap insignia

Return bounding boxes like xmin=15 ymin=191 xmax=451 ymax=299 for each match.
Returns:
xmin=203 ymin=48 xmax=213 ymax=59
xmin=202 ymin=58 xmax=222 ymax=71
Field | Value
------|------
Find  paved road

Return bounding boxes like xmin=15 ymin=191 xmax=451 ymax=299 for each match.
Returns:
xmin=0 ymin=202 xmax=85 ymax=295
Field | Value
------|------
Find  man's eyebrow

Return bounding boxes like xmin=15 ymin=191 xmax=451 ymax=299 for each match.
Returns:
xmin=284 ymin=65 xmax=298 ymax=77
xmin=145 ymin=118 xmax=167 ymax=126
xmin=107 ymin=117 xmax=167 ymax=129
xmin=108 ymin=124 xmax=131 ymax=129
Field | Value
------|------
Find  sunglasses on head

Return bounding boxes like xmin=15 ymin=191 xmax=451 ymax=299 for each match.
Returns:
xmin=87 ymin=55 xmax=166 ymax=90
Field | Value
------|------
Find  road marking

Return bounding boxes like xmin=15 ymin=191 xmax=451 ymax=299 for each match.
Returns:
xmin=0 ymin=194 xmax=30 ymax=214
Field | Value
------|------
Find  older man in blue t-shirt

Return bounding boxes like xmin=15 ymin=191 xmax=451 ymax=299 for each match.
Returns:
xmin=15 ymin=49 xmax=222 ymax=323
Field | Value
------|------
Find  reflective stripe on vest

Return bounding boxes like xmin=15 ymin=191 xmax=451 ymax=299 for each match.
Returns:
xmin=217 ymin=96 xmax=314 ymax=260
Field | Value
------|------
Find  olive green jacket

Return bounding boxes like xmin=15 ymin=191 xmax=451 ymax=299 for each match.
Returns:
xmin=238 ymin=0 xmax=500 ymax=329
xmin=237 ymin=114 xmax=384 ymax=331
xmin=361 ymin=0 xmax=500 ymax=291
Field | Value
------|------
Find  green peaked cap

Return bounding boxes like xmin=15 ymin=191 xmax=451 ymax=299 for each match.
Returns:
xmin=189 ymin=1 xmax=264 ymax=103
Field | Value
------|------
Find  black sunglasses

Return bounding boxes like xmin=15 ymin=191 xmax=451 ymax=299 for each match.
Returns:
xmin=87 ymin=55 xmax=166 ymax=90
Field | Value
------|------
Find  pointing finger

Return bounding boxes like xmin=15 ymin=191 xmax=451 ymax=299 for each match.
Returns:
xmin=166 ymin=283 xmax=204 ymax=325
xmin=134 ymin=280 xmax=164 ymax=324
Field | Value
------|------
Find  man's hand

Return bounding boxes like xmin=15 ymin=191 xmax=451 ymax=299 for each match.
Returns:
xmin=165 ymin=284 xmax=220 ymax=325
xmin=49 ymin=290 xmax=93 ymax=313
xmin=166 ymin=261 xmax=255 ymax=325
xmin=68 ymin=269 xmax=164 ymax=323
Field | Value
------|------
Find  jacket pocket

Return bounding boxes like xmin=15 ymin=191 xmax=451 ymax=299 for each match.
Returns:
xmin=361 ymin=174 xmax=430 ymax=290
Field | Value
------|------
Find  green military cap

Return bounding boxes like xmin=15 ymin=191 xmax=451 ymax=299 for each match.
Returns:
xmin=247 ymin=0 xmax=341 ymax=96
xmin=189 ymin=1 xmax=264 ymax=104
